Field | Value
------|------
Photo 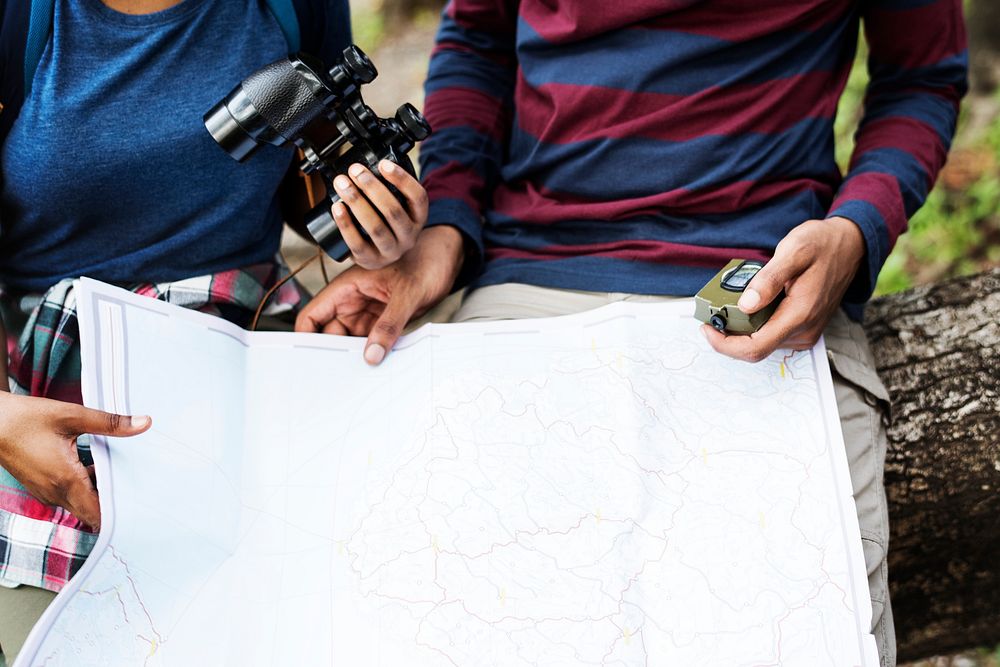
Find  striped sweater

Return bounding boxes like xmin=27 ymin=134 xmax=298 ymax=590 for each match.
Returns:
xmin=418 ymin=0 xmax=968 ymax=311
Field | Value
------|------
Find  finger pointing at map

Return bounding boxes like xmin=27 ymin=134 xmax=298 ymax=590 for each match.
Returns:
xmin=0 ymin=392 xmax=151 ymax=531
xmin=295 ymin=226 xmax=466 ymax=365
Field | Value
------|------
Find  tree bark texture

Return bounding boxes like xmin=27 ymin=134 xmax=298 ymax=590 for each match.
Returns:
xmin=968 ymin=0 xmax=1000 ymax=94
xmin=863 ymin=268 xmax=1000 ymax=662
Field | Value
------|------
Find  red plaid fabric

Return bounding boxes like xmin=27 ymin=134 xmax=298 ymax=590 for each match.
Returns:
xmin=0 ymin=262 xmax=304 ymax=591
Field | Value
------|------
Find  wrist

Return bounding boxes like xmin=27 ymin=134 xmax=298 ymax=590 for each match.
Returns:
xmin=826 ymin=215 xmax=865 ymax=265
xmin=418 ymin=225 xmax=466 ymax=280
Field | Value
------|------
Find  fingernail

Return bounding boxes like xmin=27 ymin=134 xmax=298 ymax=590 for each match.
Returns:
xmin=334 ymin=175 xmax=351 ymax=191
xmin=380 ymin=159 xmax=397 ymax=174
xmin=364 ymin=344 xmax=386 ymax=365
xmin=348 ymin=164 xmax=365 ymax=178
xmin=738 ymin=289 xmax=761 ymax=311
xmin=130 ymin=415 xmax=150 ymax=429
xmin=331 ymin=202 xmax=346 ymax=217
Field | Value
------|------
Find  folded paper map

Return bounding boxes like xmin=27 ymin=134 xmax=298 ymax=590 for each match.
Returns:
xmin=18 ymin=279 xmax=878 ymax=666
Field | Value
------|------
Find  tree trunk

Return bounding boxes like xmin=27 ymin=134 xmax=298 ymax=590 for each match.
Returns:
xmin=968 ymin=0 xmax=1000 ymax=94
xmin=863 ymin=268 xmax=1000 ymax=662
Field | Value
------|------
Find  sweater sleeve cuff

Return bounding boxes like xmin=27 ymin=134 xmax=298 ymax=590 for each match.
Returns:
xmin=827 ymin=199 xmax=891 ymax=304
xmin=425 ymin=198 xmax=486 ymax=291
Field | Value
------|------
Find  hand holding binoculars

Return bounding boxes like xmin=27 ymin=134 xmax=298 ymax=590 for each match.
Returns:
xmin=204 ymin=45 xmax=431 ymax=261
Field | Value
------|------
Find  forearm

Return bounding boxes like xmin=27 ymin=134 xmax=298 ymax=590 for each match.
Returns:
xmin=830 ymin=0 xmax=967 ymax=301
xmin=420 ymin=0 xmax=518 ymax=285
xmin=416 ymin=224 xmax=466 ymax=286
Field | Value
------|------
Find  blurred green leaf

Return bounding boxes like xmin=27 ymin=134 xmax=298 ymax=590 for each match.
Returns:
xmin=351 ymin=7 xmax=386 ymax=54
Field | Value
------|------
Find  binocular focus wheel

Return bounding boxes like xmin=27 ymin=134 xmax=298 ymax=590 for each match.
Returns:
xmin=710 ymin=314 xmax=727 ymax=333
xmin=343 ymin=46 xmax=377 ymax=84
xmin=396 ymin=103 xmax=432 ymax=142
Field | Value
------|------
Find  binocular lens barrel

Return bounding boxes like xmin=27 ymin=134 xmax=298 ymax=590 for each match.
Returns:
xmin=206 ymin=47 xmax=381 ymax=163
xmin=204 ymin=86 xmax=264 ymax=162
xmin=305 ymin=202 xmax=351 ymax=262
xmin=204 ymin=45 xmax=431 ymax=264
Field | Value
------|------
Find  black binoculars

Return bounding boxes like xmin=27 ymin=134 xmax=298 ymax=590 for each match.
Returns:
xmin=203 ymin=45 xmax=431 ymax=261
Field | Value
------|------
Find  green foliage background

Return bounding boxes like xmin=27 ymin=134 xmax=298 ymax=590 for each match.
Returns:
xmin=835 ymin=42 xmax=1000 ymax=296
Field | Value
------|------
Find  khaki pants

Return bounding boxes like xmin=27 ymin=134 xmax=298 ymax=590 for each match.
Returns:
xmin=0 ymin=584 xmax=56 ymax=664
xmin=455 ymin=283 xmax=897 ymax=667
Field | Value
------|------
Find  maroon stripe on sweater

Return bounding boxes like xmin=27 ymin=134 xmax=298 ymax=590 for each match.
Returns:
xmin=432 ymin=41 xmax=517 ymax=68
xmin=640 ymin=0 xmax=854 ymax=40
xmin=425 ymin=87 xmax=511 ymax=142
xmin=447 ymin=0 xmax=519 ymax=35
xmin=424 ymin=161 xmax=487 ymax=211
xmin=487 ymin=239 xmax=772 ymax=267
xmin=851 ymin=116 xmax=944 ymax=184
xmin=514 ymin=69 xmax=847 ymax=145
xmin=519 ymin=1 xmax=699 ymax=43
xmin=519 ymin=0 xmax=851 ymax=43
xmin=492 ymin=178 xmax=836 ymax=224
xmin=864 ymin=0 xmax=967 ymax=70
xmin=833 ymin=173 xmax=908 ymax=240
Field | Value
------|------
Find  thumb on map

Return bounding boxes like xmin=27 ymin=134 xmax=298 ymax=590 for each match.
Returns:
xmin=67 ymin=405 xmax=152 ymax=438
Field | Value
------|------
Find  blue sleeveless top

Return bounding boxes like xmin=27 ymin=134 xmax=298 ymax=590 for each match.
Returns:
xmin=0 ymin=0 xmax=301 ymax=292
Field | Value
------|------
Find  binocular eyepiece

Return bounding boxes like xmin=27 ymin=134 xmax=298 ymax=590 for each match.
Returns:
xmin=204 ymin=46 xmax=432 ymax=262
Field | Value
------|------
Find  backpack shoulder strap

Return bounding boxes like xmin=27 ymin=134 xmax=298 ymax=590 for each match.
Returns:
xmin=288 ymin=0 xmax=350 ymax=64
xmin=264 ymin=0 xmax=301 ymax=52
xmin=24 ymin=0 xmax=55 ymax=93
